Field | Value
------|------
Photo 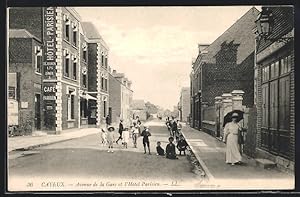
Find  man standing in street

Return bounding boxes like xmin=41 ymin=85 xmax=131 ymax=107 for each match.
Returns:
xmin=106 ymin=114 xmax=111 ymax=127
xmin=116 ymin=119 xmax=124 ymax=144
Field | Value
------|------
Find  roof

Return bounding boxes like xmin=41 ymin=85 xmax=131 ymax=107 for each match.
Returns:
xmin=132 ymin=100 xmax=146 ymax=110
xmin=81 ymin=22 xmax=102 ymax=40
xmin=81 ymin=22 xmax=109 ymax=50
xmin=9 ymin=29 xmax=41 ymax=42
xmin=202 ymin=7 xmax=259 ymax=65
xmin=181 ymin=87 xmax=190 ymax=92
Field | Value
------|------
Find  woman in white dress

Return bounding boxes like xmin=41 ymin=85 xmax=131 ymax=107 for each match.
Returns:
xmin=223 ymin=113 xmax=242 ymax=165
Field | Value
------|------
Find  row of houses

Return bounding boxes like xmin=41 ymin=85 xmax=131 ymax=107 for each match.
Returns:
xmin=8 ymin=7 xmax=133 ymax=134
xmin=189 ymin=6 xmax=294 ymax=170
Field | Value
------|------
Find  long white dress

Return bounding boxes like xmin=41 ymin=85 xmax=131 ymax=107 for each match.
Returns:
xmin=223 ymin=122 xmax=242 ymax=164
xmin=122 ymin=130 xmax=130 ymax=144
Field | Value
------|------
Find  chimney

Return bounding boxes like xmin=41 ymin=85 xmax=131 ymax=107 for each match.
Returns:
xmin=112 ymin=69 xmax=117 ymax=74
xmin=198 ymin=44 xmax=209 ymax=54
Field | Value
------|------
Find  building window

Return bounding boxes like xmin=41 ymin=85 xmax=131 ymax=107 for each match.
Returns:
xmin=35 ymin=46 xmax=42 ymax=73
xmin=260 ymin=54 xmax=292 ymax=156
xmin=64 ymin=53 xmax=70 ymax=77
xmin=72 ymin=23 xmax=78 ymax=47
xmin=83 ymin=74 xmax=87 ymax=88
xmin=262 ymin=66 xmax=269 ymax=82
xmin=103 ymin=100 xmax=106 ymax=117
xmin=80 ymin=99 xmax=88 ymax=118
xmin=105 ymin=57 xmax=108 ymax=69
xmin=104 ymin=78 xmax=107 ymax=91
xmin=73 ymin=61 xmax=77 ymax=80
xmin=101 ymin=53 xmax=104 ymax=66
xmin=65 ymin=21 xmax=70 ymax=41
xmin=67 ymin=89 xmax=75 ymax=120
xmin=83 ymin=50 xmax=87 ymax=62
xmin=101 ymin=77 xmax=104 ymax=90
xmin=72 ymin=31 xmax=77 ymax=46
xmin=8 ymin=86 xmax=16 ymax=99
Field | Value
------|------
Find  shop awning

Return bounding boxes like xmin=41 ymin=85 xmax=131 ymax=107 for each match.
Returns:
xmin=80 ymin=94 xmax=98 ymax=101
xmin=86 ymin=94 xmax=97 ymax=101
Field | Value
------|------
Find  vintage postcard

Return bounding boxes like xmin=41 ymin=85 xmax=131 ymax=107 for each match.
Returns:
xmin=7 ymin=6 xmax=295 ymax=191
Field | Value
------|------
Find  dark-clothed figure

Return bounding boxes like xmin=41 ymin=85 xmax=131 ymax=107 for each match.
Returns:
xmin=171 ymin=119 xmax=178 ymax=138
xmin=106 ymin=115 xmax=111 ymax=126
xmin=141 ymin=126 xmax=151 ymax=154
xmin=116 ymin=119 xmax=124 ymax=144
xmin=156 ymin=141 xmax=165 ymax=156
xmin=166 ymin=136 xmax=178 ymax=159
xmin=177 ymin=135 xmax=188 ymax=155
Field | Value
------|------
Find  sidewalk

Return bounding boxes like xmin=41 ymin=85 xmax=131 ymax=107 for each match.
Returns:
xmin=181 ymin=125 xmax=294 ymax=189
xmin=8 ymin=128 xmax=99 ymax=153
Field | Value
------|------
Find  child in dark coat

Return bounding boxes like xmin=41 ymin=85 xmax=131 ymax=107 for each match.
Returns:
xmin=141 ymin=126 xmax=151 ymax=154
xmin=156 ymin=141 xmax=165 ymax=156
xmin=177 ymin=135 xmax=188 ymax=155
xmin=166 ymin=136 xmax=178 ymax=159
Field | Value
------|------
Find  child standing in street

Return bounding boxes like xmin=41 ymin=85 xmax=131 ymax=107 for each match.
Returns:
xmin=166 ymin=136 xmax=178 ymax=159
xmin=107 ymin=126 xmax=115 ymax=153
xmin=156 ymin=141 xmax=165 ymax=156
xmin=177 ymin=134 xmax=188 ymax=155
xmin=132 ymin=123 xmax=139 ymax=148
xmin=100 ymin=127 xmax=107 ymax=146
xmin=141 ymin=126 xmax=151 ymax=154
xmin=122 ymin=128 xmax=130 ymax=149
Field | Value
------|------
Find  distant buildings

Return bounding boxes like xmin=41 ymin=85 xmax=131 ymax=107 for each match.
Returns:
xmin=177 ymin=87 xmax=190 ymax=122
xmin=109 ymin=69 xmax=133 ymax=126
xmin=131 ymin=100 xmax=147 ymax=121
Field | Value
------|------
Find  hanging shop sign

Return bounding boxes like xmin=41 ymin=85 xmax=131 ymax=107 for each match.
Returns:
xmin=43 ymin=6 xmax=57 ymax=81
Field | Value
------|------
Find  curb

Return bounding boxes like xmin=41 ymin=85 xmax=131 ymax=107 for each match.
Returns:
xmin=9 ymin=132 xmax=98 ymax=153
xmin=181 ymin=127 xmax=215 ymax=182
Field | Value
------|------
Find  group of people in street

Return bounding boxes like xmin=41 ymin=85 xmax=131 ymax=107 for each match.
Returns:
xmin=99 ymin=115 xmax=188 ymax=159
xmin=99 ymin=115 xmax=150 ymax=153
xmin=162 ymin=117 xmax=188 ymax=159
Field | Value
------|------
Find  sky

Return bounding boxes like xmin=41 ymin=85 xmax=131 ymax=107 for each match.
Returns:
xmin=75 ymin=6 xmax=259 ymax=110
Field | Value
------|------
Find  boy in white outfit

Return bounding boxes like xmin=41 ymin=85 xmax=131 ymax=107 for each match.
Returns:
xmin=122 ymin=128 xmax=130 ymax=148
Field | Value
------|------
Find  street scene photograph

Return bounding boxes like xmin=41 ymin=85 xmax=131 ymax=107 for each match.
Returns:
xmin=7 ymin=5 xmax=295 ymax=191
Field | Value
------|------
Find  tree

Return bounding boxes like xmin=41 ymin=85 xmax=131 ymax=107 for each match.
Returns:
xmin=145 ymin=101 xmax=159 ymax=114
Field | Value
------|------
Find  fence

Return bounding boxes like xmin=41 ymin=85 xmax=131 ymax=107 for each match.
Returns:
xmin=202 ymin=106 xmax=216 ymax=136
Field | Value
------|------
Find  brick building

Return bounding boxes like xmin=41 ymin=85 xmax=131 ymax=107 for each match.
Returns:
xmin=8 ymin=29 xmax=44 ymax=133
xmin=8 ymin=7 xmax=110 ymax=134
xmin=178 ymin=87 xmax=190 ymax=123
xmin=108 ymin=70 xmax=133 ymax=126
xmin=190 ymin=7 xmax=259 ymax=131
xmin=82 ymin=22 xmax=110 ymax=128
xmin=254 ymin=6 xmax=294 ymax=170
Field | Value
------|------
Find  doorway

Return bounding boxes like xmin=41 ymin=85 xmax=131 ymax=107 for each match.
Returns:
xmin=34 ymin=94 xmax=41 ymax=130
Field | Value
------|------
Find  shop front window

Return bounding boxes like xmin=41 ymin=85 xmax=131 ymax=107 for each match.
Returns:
xmin=67 ymin=89 xmax=75 ymax=120
xmin=260 ymin=54 xmax=292 ymax=158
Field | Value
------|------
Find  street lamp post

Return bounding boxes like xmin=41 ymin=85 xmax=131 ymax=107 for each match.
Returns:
xmin=255 ymin=7 xmax=293 ymax=43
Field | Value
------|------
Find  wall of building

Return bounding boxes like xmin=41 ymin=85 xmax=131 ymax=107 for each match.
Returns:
xmin=87 ymin=43 xmax=98 ymax=92
xmin=9 ymin=38 xmax=43 ymax=133
xmin=202 ymin=53 xmax=254 ymax=107
xmin=181 ymin=89 xmax=190 ymax=122
xmin=108 ymin=74 xmax=121 ymax=124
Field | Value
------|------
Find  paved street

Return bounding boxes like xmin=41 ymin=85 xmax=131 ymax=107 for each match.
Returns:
xmin=8 ymin=121 xmax=204 ymax=191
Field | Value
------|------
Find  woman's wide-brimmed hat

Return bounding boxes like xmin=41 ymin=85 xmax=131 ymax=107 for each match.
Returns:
xmin=231 ymin=112 xmax=239 ymax=118
xmin=108 ymin=126 xmax=115 ymax=131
